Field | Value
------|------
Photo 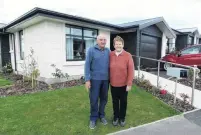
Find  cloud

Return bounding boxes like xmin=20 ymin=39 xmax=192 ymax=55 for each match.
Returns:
xmin=1 ymin=0 xmax=201 ymax=31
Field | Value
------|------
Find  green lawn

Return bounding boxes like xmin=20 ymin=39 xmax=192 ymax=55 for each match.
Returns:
xmin=0 ymin=85 xmax=179 ymax=135
xmin=0 ymin=77 xmax=12 ymax=87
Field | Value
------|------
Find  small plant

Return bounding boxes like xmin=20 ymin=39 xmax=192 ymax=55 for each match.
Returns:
xmin=135 ymin=74 xmax=152 ymax=91
xmin=2 ymin=62 xmax=13 ymax=75
xmin=160 ymin=85 xmax=167 ymax=95
xmin=20 ymin=48 xmax=40 ymax=88
xmin=188 ymin=67 xmax=200 ymax=79
xmin=160 ymin=89 xmax=167 ymax=95
xmin=51 ymin=64 xmax=69 ymax=79
xmin=48 ymin=84 xmax=53 ymax=90
xmin=180 ymin=93 xmax=190 ymax=107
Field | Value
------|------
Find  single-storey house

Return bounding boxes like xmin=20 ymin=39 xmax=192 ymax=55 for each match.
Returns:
xmin=199 ymin=35 xmax=201 ymax=44
xmin=0 ymin=7 xmax=176 ymax=82
xmin=0 ymin=23 xmax=10 ymax=69
xmin=171 ymin=27 xmax=200 ymax=51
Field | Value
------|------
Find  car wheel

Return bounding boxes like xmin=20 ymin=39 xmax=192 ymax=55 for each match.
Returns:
xmin=164 ymin=62 xmax=172 ymax=70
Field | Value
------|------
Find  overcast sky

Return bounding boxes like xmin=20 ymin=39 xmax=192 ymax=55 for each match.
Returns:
xmin=1 ymin=0 xmax=201 ymax=31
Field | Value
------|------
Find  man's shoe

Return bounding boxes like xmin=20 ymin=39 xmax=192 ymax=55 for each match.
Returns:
xmin=120 ymin=120 xmax=126 ymax=127
xmin=100 ymin=118 xmax=108 ymax=125
xmin=112 ymin=118 xmax=119 ymax=126
xmin=89 ymin=121 xmax=96 ymax=129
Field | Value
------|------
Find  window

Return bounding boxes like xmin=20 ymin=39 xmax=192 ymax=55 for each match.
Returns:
xmin=65 ymin=25 xmax=98 ymax=61
xmin=19 ymin=30 xmax=24 ymax=60
xmin=181 ymin=46 xmax=200 ymax=55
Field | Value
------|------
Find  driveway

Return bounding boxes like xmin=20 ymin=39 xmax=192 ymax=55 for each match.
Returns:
xmin=109 ymin=109 xmax=201 ymax=135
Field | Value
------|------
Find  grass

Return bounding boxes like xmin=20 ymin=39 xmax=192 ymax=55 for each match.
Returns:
xmin=0 ymin=85 xmax=179 ymax=135
xmin=0 ymin=76 xmax=12 ymax=87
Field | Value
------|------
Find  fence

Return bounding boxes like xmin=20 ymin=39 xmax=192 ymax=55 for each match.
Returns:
xmin=132 ymin=55 xmax=199 ymax=106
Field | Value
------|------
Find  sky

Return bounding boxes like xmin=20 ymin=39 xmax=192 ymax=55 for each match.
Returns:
xmin=1 ymin=0 xmax=201 ymax=31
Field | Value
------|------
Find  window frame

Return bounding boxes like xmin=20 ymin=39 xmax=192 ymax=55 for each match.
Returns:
xmin=65 ymin=24 xmax=98 ymax=61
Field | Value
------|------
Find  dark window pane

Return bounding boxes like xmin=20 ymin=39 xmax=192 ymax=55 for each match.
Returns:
xmin=84 ymin=29 xmax=97 ymax=37
xmin=66 ymin=36 xmax=85 ymax=60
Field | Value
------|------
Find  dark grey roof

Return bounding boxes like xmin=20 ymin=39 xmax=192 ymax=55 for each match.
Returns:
xmin=0 ymin=23 xmax=6 ymax=28
xmin=117 ymin=17 xmax=162 ymax=27
xmin=3 ymin=7 xmax=123 ymax=30
xmin=1 ymin=8 xmax=163 ymax=31
xmin=172 ymin=28 xmax=184 ymax=35
xmin=176 ymin=27 xmax=198 ymax=33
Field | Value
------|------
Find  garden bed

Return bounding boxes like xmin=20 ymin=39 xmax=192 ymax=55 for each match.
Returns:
xmin=0 ymin=73 xmax=85 ymax=97
xmin=134 ymin=75 xmax=196 ymax=112
xmin=177 ymin=78 xmax=201 ymax=91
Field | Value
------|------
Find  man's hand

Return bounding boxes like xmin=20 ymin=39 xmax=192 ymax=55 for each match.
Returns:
xmin=85 ymin=81 xmax=91 ymax=92
xmin=126 ymin=86 xmax=131 ymax=91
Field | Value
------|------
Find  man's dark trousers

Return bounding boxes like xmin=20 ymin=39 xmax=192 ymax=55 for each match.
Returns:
xmin=89 ymin=80 xmax=109 ymax=121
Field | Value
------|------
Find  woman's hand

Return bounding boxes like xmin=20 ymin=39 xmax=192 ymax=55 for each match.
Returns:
xmin=126 ymin=86 xmax=131 ymax=91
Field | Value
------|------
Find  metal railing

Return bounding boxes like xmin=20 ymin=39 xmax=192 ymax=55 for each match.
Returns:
xmin=132 ymin=55 xmax=197 ymax=105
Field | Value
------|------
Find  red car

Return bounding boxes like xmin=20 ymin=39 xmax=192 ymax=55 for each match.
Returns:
xmin=161 ymin=44 xmax=201 ymax=70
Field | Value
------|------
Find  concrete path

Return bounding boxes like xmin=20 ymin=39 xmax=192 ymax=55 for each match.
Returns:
xmin=109 ymin=109 xmax=201 ymax=135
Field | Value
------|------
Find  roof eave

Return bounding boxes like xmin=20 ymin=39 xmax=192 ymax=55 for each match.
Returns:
xmin=4 ymin=7 xmax=123 ymax=31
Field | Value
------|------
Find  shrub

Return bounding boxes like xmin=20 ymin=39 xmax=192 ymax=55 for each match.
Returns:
xmin=51 ymin=64 xmax=69 ymax=79
xmin=180 ymin=93 xmax=190 ymax=107
xmin=2 ymin=62 xmax=13 ymax=75
xmin=20 ymin=48 xmax=40 ymax=88
xmin=135 ymin=74 xmax=152 ymax=91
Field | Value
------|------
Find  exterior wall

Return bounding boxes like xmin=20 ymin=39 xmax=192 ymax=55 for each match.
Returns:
xmin=194 ymin=35 xmax=197 ymax=44
xmin=141 ymin=25 xmax=162 ymax=37
xmin=9 ymin=34 xmax=15 ymax=71
xmin=175 ymin=35 xmax=188 ymax=50
xmin=11 ymin=20 xmax=111 ymax=80
xmin=168 ymin=38 xmax=176 ymax=52
xmin=161 ymin=33 xmax=168 ymax=57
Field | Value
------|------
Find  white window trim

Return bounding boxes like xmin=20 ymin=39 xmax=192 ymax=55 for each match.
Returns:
xmin=63 ymin=61 xmax=85 ymax=66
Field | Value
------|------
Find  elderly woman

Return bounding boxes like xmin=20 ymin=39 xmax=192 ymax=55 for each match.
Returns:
xmin=109 ymin=36 xmax=134 ymax=127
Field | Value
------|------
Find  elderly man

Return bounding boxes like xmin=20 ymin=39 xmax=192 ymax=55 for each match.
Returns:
xmin=84 ymin=34 xmax=110 ymax=129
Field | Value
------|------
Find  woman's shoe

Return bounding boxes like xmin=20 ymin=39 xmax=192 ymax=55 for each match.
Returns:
xmin=119 ymin=120 xmax=126 ymax=127
xmin=112 ymin=118 xmax=119 ymax=126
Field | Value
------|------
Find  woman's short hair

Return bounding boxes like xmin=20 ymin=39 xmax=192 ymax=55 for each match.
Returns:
xmin=113 ymin=35 xmax=124 ymax=45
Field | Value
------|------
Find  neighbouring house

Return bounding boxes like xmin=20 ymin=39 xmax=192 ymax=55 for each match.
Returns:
xmin=0 ymin=23 xmax=11 ymax=70
xmin=171 ymin=27 xmax=200 ymax=51
xmin=0 ymin=7 xmax=176 ymax=83
xmin=199 ymin=35 xmax=201 ymax=44
xmin=110 ymin=17 xmax=176 ymax=68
